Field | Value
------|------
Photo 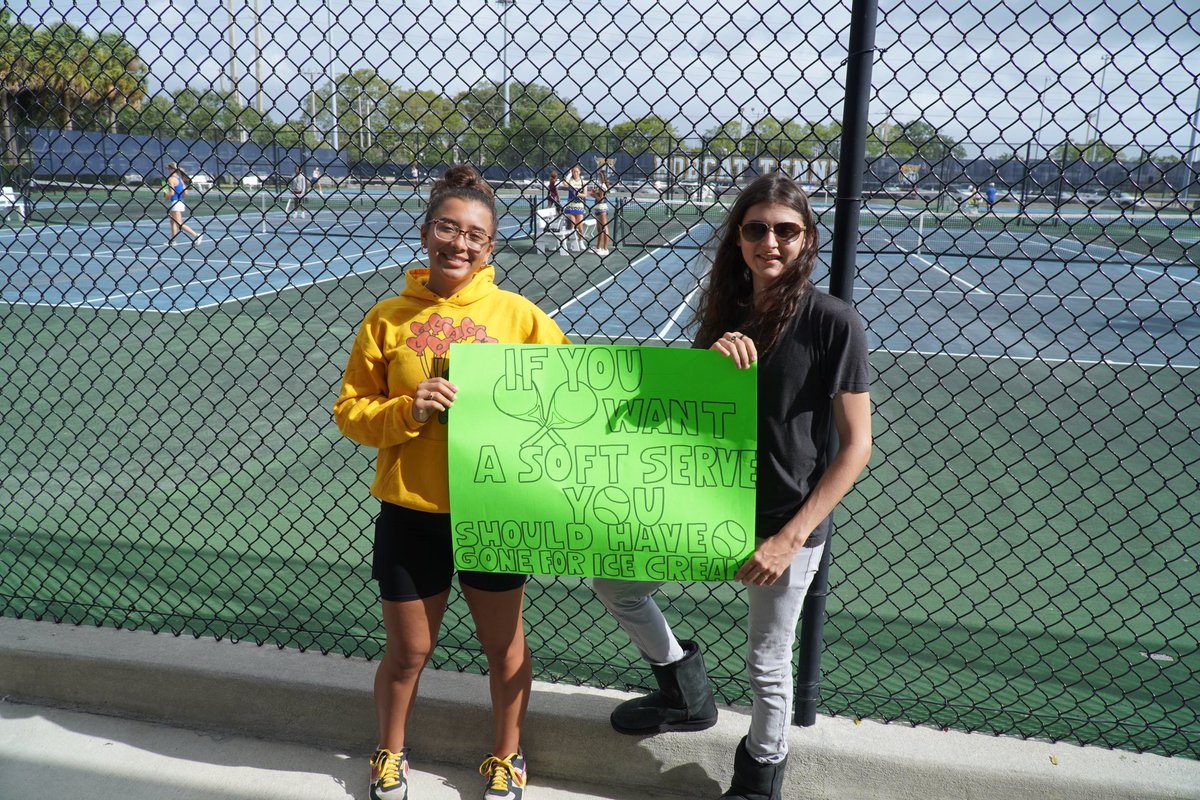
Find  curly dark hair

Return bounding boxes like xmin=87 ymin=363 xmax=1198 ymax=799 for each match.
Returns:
xmin=692 ymin=173 xmax=820 ymax=353
xmin=425 ymin=163 xmax=496 ymax=231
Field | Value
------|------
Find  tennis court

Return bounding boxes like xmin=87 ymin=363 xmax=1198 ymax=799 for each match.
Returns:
xmin=1 ymin=183 xmax=542 ymax=311
xmin=1 ymin=188 xmax=1197 ymax=756
xmin=560 ymin=197 xmax=1200 ymax=368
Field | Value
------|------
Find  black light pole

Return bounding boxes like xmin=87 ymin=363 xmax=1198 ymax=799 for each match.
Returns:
xmin=1054 ymin=137 xmax=1071 ymax=213
xmin=794 ymin=0 xmax=879 ymax=727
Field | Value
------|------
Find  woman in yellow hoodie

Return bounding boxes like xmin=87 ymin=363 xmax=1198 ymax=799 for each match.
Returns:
xmin=335 ymin=164 xmax=569 ymax=800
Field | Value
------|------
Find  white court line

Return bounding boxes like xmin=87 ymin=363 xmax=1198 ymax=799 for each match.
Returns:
xmin=903 ymin=249 xmax=989 ymax=295
xmin=2 ymin=297 xmax=155 ymax=313
xmin=548 ymin=230 xmax=690 ymax=319
xmin=875 ymin=345 xmax=1197 ymax=371
xmin=2 ymin=249 xmax=60 ymax=258
xmin=81 ymin=243 xmax=399 ymax=306
xmin=9 ymin=218 xmax=280 ymax=262
xmin=113 ymin=242 xmax=379 ymax=271
xmin=658 ymin=281 xmax=704 ymax=340
xmin=1032 ymin=230 xmax=1198 ymax=286
xmin=13 ymin=207 xmax=431 ymax=268
xmin=0 ymin=204 xmax=264 ymax=241
xmin=62 ymin=220 xmax=526 ymax=310
xmin=188 ymin=255 xmax=423 ymax=312
xmin=552 ymin=334 xmax=1198 ymax=371
xmin=112 ymin=253 xmax=303 ymax=269
xmin=84 ymin=221 xmax=519 ymax=311
xmin=852 ymin=283 xmax=1196 ymax=308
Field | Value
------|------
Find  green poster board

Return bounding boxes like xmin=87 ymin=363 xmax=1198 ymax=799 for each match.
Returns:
xmin=447 ymin=344 xmax=757 ymax=581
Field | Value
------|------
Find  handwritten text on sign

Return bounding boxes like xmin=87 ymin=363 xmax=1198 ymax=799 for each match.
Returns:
xmin=447 ymin=345 xmax=757 ymax=581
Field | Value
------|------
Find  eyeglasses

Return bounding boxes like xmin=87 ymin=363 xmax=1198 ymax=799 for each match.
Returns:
xmin=427 ymin=218 xmax=493 ymax=249
xmin=738 ymin=221 xmax=807 ymax=243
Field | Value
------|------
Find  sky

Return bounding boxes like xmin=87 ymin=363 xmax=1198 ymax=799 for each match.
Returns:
xmin=15 ymin=0 xmax=1200 ymax=158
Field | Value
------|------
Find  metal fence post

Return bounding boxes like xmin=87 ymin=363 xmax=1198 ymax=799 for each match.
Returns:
xmin=794 ymin=0 xmax=879 ymax=728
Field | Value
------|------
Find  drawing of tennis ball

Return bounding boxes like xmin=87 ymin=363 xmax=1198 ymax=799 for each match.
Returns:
xmin=710 ymin=520 xmax=748 ymax=558
xmin=592 ymin=486 xmax=631 ymax=525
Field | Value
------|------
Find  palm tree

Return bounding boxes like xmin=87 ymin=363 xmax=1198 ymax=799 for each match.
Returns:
xmin=91 ymin=31 xmax=146 ymax=133
xmin=0 ymin=10 xmax=35 ymax=167
xmin=37 ymin=22 xmax=93 ymax=131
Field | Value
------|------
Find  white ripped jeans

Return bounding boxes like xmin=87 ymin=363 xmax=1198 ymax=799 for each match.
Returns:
xmin=593 ymin=542 xmax=825 ymax=764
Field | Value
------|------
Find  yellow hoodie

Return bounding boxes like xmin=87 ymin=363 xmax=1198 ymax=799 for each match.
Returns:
xmin=334 ymin=265 xmax=570 ymax=512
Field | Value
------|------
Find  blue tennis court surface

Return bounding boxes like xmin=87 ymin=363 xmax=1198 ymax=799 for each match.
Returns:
xmin=3 ymin=208 xmax=1198 ymax=371
xmin=0 ymin=208 xmax=520 ymax=313
xmin=548 ymin=218 xmax=1200 ymax=370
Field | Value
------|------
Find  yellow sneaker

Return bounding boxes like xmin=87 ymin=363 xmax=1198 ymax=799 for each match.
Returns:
xmin=480 ymin=751 xmax=527 ymax=800
xmin=370 ymin=747 xmax=410 ymax=800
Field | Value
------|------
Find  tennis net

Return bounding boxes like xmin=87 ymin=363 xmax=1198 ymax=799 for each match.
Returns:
xmin=265 ymin=187 xmax=424 ymax=241
xmin=19 ymin=179 xmax=274 ymax=230
xmin=21 ymin=179 xmax=157 ymax=225
xmin=264 ymin=188 xmax=538 ymax=242
xmin=614 ymin=197 xmax=1200 ymax=267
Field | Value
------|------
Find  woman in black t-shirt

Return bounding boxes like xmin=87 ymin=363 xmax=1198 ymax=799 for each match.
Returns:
xmin=593 ymin=173 xmax=873 ymax=800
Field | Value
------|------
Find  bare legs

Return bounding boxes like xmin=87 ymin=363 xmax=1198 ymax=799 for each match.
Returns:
xmin=463 ymin=583 xmax=531 ymax=755
xmin=374 ymin=583 xmax=530 ymax=756
xmin=168 ymin=210 xmax=201 ymax=243
xmin=375 ymin=591 xmax=449 ymax=750
xmin=595 ymin=212 xmax=609 ymax=252
xmin=569 ymin=214 xmax=586 ymax=249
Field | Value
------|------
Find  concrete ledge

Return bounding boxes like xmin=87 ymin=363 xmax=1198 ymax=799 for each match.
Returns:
xmin=1 ymin=617 xmax=1197 ymax=800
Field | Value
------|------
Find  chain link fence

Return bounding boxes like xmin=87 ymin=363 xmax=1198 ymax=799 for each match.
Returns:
xmin=0 ymin=0 xmax=1196 ymax=759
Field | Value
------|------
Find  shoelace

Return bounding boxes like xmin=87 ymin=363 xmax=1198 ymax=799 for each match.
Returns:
xmin=374 ymin=749 xmax=404 ymax=787
xmin=479 ymin=755 xmax=517 ymax=791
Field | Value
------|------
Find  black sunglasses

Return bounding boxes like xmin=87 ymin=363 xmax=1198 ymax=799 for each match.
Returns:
xmin=738 ymin=221 xmax=807 ymax=243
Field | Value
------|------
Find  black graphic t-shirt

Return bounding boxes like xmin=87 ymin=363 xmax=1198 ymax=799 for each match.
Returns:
xmin=748 ymin=287 xmax=871 ymax=548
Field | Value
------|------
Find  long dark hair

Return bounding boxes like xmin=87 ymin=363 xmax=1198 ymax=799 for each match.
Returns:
xmin=692 ymin=173 xmax=820 ymax=353
xmin=425 ymin=164 xmax=496 ymax=231
xmin=168 ymin=162 xmax=190 ymax=186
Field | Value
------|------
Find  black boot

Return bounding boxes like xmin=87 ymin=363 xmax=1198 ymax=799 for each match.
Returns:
xmin=610 ymin=640 xmax=718 ymax=734
xmin=719 ymin=736 xmax=788 ymax=800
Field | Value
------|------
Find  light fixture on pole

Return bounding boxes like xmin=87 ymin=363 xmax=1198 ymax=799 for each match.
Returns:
xmin=495 ymin=0 xmax=516 ymax=130
xmin=1089 ymin=54 xmax=1111 ymax=164
xmin=227 ymin=0 xmax=240 ymax=107
xmin=227 ymin=0 xmax=247 ymax=143
xmin=1182 ymin=79 xmax=1200 ymax=207
xmin=1022 ymin=76 xmax=1051 ymax=205
xmin=324 ymin=0 xmax=340 ymax=154
xmin=253 ymin=0 xmax=264 ymax=115
xmin=302 ymin=69 xmax=320 ymax=148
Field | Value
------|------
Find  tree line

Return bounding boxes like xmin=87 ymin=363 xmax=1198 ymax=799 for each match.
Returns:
xmin=0 ymin=11 xmax=145 ymax=167
xmin=3 ymin=12 xmax=1182 ymax=178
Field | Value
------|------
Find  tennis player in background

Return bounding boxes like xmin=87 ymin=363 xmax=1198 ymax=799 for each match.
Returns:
xmin=562 ymin=164 xmax=589 ymax=251
xmin=164 ymin=163 xmax=203 ymax=246
xmin=287 ymin=165 xmax=310 ymax=219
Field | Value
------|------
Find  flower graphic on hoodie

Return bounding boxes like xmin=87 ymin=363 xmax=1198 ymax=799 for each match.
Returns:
xmin=406 ymin=312 xmax=498 ymax=377
xmin=406 ymin=313 xmax=498 ymax=422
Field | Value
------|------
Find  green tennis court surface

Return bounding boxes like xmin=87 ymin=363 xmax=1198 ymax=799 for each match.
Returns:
xmin=1 ymin=198 xmax=1197 ymax=758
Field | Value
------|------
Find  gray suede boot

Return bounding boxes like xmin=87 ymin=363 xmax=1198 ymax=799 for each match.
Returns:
xmin=610 ymin=640 xmax=718 ymax=735
xmin=718 ymin=736 xmax=788 ymax=800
